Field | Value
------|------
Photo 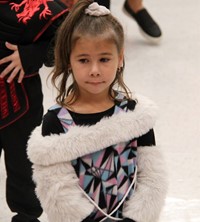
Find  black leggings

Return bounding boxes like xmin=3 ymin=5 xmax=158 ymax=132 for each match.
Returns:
xmin=0 ymin=75 xmax=43 ymax=222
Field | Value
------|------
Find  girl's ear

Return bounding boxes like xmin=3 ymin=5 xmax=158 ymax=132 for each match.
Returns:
xmin=118 ymin=48 xmax=124 ymax=68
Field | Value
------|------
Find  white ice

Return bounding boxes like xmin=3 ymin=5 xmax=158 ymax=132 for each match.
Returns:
xmin=1 ymin=0 xmax=200 ymax=221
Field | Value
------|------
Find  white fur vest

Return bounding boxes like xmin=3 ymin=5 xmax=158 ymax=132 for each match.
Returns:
xmin=27 ymin=95 xmax=168 ymax=222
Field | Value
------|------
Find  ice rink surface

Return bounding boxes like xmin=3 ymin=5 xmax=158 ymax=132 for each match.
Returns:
xmin=1 ymin=0 xmax=200 ymax=221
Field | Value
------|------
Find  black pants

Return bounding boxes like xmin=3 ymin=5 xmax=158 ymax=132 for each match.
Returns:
xmin=94 ymin=0 xmax=110 ymax=9
xmin=0 ymin=75 xmax=43 ymax=222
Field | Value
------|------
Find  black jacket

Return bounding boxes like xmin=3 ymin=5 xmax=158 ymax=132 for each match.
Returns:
xmin=0 ymin=0 xmax=68 ymax=129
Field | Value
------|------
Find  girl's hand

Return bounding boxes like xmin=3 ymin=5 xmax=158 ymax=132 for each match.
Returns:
xmin=0 ymin=42 xmax=25 ymax=83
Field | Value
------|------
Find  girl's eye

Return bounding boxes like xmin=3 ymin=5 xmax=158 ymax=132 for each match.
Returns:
xmin=79 ymin=59 xmax=88 ymax=63
xmin=100 ymin=58 xmax=110 ymax=63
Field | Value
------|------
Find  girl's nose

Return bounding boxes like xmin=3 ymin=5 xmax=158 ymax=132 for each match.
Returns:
xmin=89 ymin=63 xmax=101 ymax=77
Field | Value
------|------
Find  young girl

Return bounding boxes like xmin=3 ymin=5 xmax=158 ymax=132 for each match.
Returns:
xmin=27 ymin=1 xmax=168 ymax=221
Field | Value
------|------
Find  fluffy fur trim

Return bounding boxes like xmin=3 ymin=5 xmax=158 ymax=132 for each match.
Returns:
xmin=27 ymin=95 xmax=158 ymax=166
xmin=123 ymin=146 xmax=168 ymax=222
xmin=32 ymin=161 xmax=94 ymax=222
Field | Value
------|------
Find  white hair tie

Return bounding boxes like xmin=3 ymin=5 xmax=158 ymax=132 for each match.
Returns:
xmin=85 ymin=2 xmax=110 ymax=16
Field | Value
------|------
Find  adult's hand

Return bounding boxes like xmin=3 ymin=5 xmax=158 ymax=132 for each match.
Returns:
xmin=0 ymin=42 xmax=25 ymax=83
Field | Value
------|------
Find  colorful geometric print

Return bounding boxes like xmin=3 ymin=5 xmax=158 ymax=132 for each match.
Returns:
xmin=72 ymin=140 xmax=137 ymax=221
xmin=55 ymin=98 xmax=137 ymax=221
xmin=56 ymin=105 xmax=75 ymax=132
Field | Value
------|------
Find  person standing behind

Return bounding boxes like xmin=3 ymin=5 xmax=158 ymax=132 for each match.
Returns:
xmin=0 ymin=1 xmax=68 ymax=221
xmin=95 ymin=0 xmax=162 ymax=43
xmin=63 ymin=0 xmax=162 ymax=43
xmin=123 ymin=0 xmax=162 ymax=43
xmin=27 ymin=1 xmax=168 ymax=222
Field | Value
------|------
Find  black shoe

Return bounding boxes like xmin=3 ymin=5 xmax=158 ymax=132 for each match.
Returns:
xmin=123 ymin=0 xmax=162 ymax=43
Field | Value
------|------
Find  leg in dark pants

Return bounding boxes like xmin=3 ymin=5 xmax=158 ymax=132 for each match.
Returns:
xmin=0 ymin=75 xmax=43 ymax=222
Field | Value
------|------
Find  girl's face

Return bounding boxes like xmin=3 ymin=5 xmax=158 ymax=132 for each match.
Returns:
xmin=69 ymin=36 xmax=124 ymax=97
